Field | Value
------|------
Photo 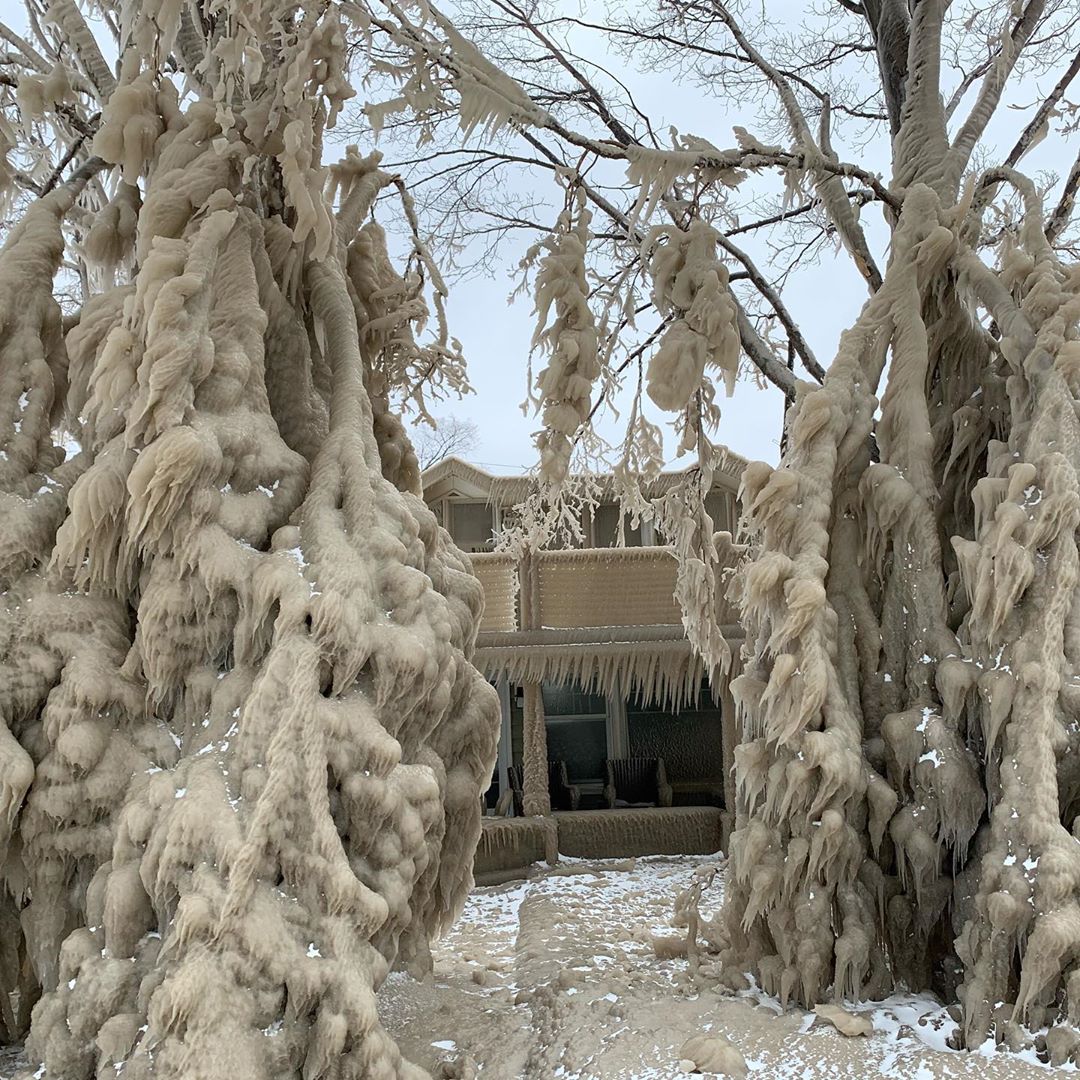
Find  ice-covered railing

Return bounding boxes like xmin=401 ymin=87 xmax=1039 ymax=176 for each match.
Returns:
xmin=469 ymin=545 xmax=739 ymax=635
xmin=469 ymin=551 xmax=518 ymax=633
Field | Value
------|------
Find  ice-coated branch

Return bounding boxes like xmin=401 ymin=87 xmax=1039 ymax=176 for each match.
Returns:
xmin=1003 ymin=48 xmax=1080 ymax=168
xmin=716 ymin=233 xmax=825 ymax=383
xmin=945 ymin=0 xmax=1049 ymax=190
xmin=707 ymin=1 xmax=883 ymax=290
xmin=39 ymin=0 xmax=115 ymax=101
xmin=1047 ymin=146 xmax=1080 ymax=243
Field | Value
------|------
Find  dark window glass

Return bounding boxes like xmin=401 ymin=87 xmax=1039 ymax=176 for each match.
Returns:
xmin=542 ymin=683 xmax=607 ymax=717
xmin=545 ymin=717 xmax=608 ymax=783
xmin=450 ymin=502 xmax=494 ymax=552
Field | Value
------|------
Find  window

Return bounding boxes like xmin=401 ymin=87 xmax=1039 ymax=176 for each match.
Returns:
xmin=542 ymin=684 xmax=606 ymax=716
xmin=705 ymin=491 xmax=736 ymax=533
xmin=546 ymin=719 xmax=608 ymax=784
xmin=494 ymin=502 xmax=519 ymax=545
xmin=591 ymin=503 xmax=643 ymax=547
xmin=626 ymin=680 xmax=723 ymax=784
xmin=450 ymin=501 xmax=495 ymax=552
xmin=541 ymin=683 xmax=608 ymax=783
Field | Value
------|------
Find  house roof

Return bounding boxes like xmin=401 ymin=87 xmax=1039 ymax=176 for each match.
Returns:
xmin=421 ymin=448 xmax=748 ymax=504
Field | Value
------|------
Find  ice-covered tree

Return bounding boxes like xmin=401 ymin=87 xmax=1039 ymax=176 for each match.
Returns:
xmin=0 ymin=1 xmax=500 ymax=1076
xmin=356 ymin=0 xmax=1080 ymax=1056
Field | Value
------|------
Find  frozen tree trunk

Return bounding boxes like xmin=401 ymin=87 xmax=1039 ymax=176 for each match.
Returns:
xmin=0 ymin=71 xmax=498 ymax=1080
xmin=717 ymin=1 xmax=1080 ymax=1051
xmin=517 ymin=551 xmax=550 ymax=815
xmin=520 ymin=683 xmax=550 ymax=817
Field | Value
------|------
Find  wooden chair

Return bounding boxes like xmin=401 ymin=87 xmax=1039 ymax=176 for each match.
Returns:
xmin=603 ymin=757 xmax=673 ymax=809
xmin=508 ymin=764 xmax=524 ymax=815
xmin=507 ymin=761 xmax=580 ymax=815
xmin=549 ymin=761 xmax=581 ymax=812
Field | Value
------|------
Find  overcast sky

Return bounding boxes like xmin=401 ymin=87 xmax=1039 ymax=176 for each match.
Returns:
xmin=2 ymin=0 xmax=1075 ymax=476
xmin=408 ymin=6 xmax=867 ymax=473
xmin=376 ymin=2 xmax=1076 ymax=475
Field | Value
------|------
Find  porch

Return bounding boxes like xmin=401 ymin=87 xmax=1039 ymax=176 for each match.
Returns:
xmin=469 ymin=546 xmax=742 ymax=820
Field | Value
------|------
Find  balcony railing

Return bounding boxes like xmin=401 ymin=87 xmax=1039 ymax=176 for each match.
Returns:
xmin=470 ymin=552 xmax=519 ymax=633
xmin=469 ymin=546 xmax=737 ymax=636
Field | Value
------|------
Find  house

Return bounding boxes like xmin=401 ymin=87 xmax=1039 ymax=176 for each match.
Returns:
xmin=421 ymin=454 xmax=747 ymax=827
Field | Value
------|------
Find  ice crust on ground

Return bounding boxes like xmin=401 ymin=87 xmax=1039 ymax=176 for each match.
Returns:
xmin=379 ymin=856 xmax=1070 ymax=1079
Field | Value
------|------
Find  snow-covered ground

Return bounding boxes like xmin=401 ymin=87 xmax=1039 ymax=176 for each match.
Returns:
xmin=1 ymin=857 xmax=1062 ymax=1078
xmin=379 ymin=855 xmax=1066 ymax=1079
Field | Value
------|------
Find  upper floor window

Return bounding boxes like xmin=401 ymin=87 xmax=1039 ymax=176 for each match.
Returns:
xmin=705 ymin=491 xmax=736 ymax=534
xmin=589 ymin=503 xmax=646 ymax=547
xmin=449 ymin=501 xmax=495 ymax=552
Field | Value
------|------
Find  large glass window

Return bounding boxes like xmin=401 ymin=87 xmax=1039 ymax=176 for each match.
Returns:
xmin=541 ymin=683 xmax=608 ymax=783
xmin=542 ymin=684 xmax=607 ymax=716
xmin=626 ymin=681 xmax=723 ymax=784
xmin=545 ymin=719 xmax=608 ymax=784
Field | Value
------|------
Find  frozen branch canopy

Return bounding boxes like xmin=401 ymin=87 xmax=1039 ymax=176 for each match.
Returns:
xmin=356 ymin=0 xmax=1080 ymax=1059
xmin=3 ymin=0 xmax=1080 ymax=1068
xmin=0 ymin=1 xmax=498 ymax=1076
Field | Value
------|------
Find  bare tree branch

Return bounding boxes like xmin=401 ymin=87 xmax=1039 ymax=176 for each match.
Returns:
xmin=413 ymin=414 xmax=481 ymax=469
xmin=715 ymin=233 xmax=826 ymax=382
xmin=946 ymin=0 xmax=1049 ymax=187
xmin=1047 ymin=146 xmax=1080 ymax=242
xmin=1004 ymin=47 xmax=1080 ymax=167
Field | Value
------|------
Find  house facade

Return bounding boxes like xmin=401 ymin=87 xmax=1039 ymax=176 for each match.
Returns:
xmin=421 ymin=455 xmax=746 ymax=818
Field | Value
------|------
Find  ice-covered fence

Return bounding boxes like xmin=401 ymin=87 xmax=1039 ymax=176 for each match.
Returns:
xmin=535 ymin=546 xmax=683 ymax=628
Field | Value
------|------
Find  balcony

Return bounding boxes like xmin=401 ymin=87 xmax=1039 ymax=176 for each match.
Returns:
xmin=469 ymin=545 xmax=738 ymax=636
xmin=467 ymin=545 xmax=740 ymax=715
xmin=423 ymin=458 xmax=745 ymax=826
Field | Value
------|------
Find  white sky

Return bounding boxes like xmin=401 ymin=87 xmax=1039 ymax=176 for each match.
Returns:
xmin=1 ymin=0 xmax=1075 ymax=475
xmin=410 ymin=6 xmax=863 ymax=473
xmin=373 ymin=2 xmax=1076 ymax=474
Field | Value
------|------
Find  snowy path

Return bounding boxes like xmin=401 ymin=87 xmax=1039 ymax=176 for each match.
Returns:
xmin=379 ymin=855 xmax=1067 ymax=1079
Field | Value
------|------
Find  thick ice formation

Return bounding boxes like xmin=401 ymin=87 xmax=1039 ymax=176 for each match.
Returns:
xmin=714 ymin=171 xmax=1080 ymax=1051
xmin=644 ymin=219 xmax=739 ymax=412
xmin=0 ymin=4 xmax=498 ymax=1076
xmin=528 ymin=192 xmax=600 ymax=495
